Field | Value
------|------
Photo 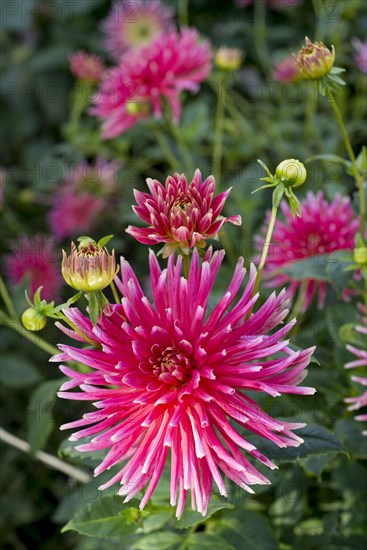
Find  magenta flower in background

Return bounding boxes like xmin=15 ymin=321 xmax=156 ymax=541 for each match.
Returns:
xmin=92 ymin=28 xmax=212 ymax=138
xmin=102 ymin=0 xmax=174 ymax=60
xmin=48 ymin=158 xmax=120 ymax=240
xmin=256 ymin=192 xmax=359 ymax=310
xmin=273 ymin=55 xmax=302 ymax=83
xmin=53 ymin=248 xmax=315 ymax=517
xmin=344 ymin=304 xmax=367 ymax=435
xmin=6 ymin=235 xmax=63 ymax=301
xmin=352 ymin=38 xmax=367 ymax=74
xmin=126 ymin=169 xmax=241 ymax=257
xmin=69 ymin=51 xmax=105 ymax=82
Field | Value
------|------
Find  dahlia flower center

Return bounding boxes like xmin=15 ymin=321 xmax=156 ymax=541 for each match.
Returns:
xmin=151 ymin=346 xmax=193 ymax=387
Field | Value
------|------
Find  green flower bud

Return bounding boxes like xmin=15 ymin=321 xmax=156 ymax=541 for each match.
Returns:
xmin=276 ymin=159 xmax=307 ymax=188
xmin=215 ymin=47 xmax=244 ymax=71
xmin=22 ymin=308 xmax=47 ymax=331
xmin=295 ymin=37 xmax=335 ymax=80
xmin=62 ymin=240 xmax=117 ymax=293
xmin=354 ymin=247 xmax=367 ymax=266
xmin=125 ymin=100 xmax=150 ymax=116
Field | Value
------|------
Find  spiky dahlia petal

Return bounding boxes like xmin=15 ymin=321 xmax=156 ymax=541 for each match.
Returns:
xmin=54 ymin=249 xmax=315 ymax=517
xmin=256 ymin=192 xmax=359 ymax=310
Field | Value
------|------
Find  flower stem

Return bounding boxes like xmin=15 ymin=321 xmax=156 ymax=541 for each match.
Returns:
xmin=0 ymin=309 xmax=59 ymax=355
xmin=325 ymin=87 xmax=366 ymax=238
xmin=288 ymin=279 xmax=309 ymax=321
xmin=0 ymin=275 xmax=18 ymax=319
xmin=182 ymin=254 xmax=190 ymax=279
xmin=253 ymin=205 xmax=278 ymax=297
xmin=166 ymin=110 xmax=194 ymax=173
xmin=178 ymin=0 xmax=189 ymax=28
xmin=254 ymin=0 xmax=270 ymax=75
xmin=110 ymin=280 xmax=121 ymax=305
xmin=0 ymin=427 xmax=91 ymax=483
xmin=212 ymin=74 xmax=227 ymax=187
xmin=153 ymin=128 xmax=178 ymax=171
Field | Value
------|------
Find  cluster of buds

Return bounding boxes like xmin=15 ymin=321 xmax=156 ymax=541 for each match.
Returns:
xmin=254 ymin=159 xmax=307 ymax=216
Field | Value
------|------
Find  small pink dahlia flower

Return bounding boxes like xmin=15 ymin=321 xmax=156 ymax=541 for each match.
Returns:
xmin=273 ymin=55 xmax=302 ymax=83
xmin=256 ymin=192 xmax=359 ymax=310
xmin=48 ymin=159 xmax=120 ymax=240
xmin=53 ymin=248 xmax=315 ymax=517
xmin=126 ymin=169 xmax=242 ymax=257
xmin=6 ymin=235 xmax=63 ymax=301
xmin=352 ymin=38 xmax=367 ymax=74
xmin=92 ymin=28 xmax=212 ymax=138
xmin=102 ymin=0 xmax=174 ymax=60
xmin=344 ymin=305 xmax=367 ymax=435
xmin=69 ymin=51 xmax=105 ymax=82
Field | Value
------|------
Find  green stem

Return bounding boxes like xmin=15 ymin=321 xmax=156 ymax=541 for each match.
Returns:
xmin=182 ymin=254 xmax=190 ymax=279
xmin=212 ymin=75 xmax=227 ymax=187
xmin=0 ymin=276 xmax=18 ymax=319
xmin=253 ymin=205 xmax=278 ymax=297
xmin=166 ymin=113 xmax=194 ymax=174
xmin=110 ymin=280 xmax=121 ymax=305
xmin=178 ymin=0 xmax=189 ymax=28
xmin=0 ymin=310 xmax=59 ymax=355
xmin=153 ymin=128 xmax=178 ymax=171
xmin=325 ymin=87 xmax=366 ymax=238
xmin=288 ymin=279 xmax=309 ymax=321
xmin=254 ymin=0 xmax=270 ymax=75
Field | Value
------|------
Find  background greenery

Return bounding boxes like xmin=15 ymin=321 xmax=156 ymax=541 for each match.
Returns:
xmin=1 ymin=0 xmax=366 ymax=548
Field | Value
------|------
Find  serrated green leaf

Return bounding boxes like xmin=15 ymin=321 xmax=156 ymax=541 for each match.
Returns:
xmin=131 ymin=531 xmax=182 ymax=550
xmin=0 ymin=353 xmax=42 ymax=388
xmin=62 ymin=495 xmax=142 ymax=539
xmin=176 ymin=500 xmax=234 ymax=530
xmin=247 ymin=424 xmax=345 ymax=463
xmin=27 ymin=378 xmax=64 ymax=453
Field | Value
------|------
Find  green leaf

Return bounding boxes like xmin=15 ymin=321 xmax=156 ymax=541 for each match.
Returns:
xmin=98 ymin=235 xmax=114 ymax=248
xmin=247 ymin=424 xmax=345 ymax=463
xmin=132 ymin=531 xmax=182 ymax=550
xmin=176 ymin=500 xmax=234 ymax=530
xmin=186 ymin=533 xmax=236 ymax=550
xmin=142 ymin=512 xmax=173 ymax=533
xmin=0 ymin=353 xmax=41 ymax=388
xmin=282 ymin=251 xmax=353 ymax=285
xmin=334 ymin=419 xmax=367 ymax=458
xmin=58 ymin=436 xmax=108 ymax=467
xmin=27 ymin=378 xmax=64 ymax=454
xmin=215 ymin=510 xmax=278 ymax=550
xmin=62 ymin=495 xmax=143 ymax=539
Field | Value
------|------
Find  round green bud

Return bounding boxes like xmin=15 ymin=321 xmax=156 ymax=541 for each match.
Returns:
xmin=215 ymin=47 xmax=243 ymax=71
xmin=276 ymin=159 xmax=307 ymax=188
xmin=353 ymin=247 xmax=367 ymax=266
xmin=22 ymin=308 xmax=47 ymax=331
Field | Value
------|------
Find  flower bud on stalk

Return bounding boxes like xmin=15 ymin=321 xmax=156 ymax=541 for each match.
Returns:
xmin=215 ymin=47 xmax=244 ymax=71
xmin=276 ymin=159 xmax=307 ymax=188
xmin=22 ymin=307 xmax=47 ymax=331
xmin=62 ymin=240 xmax=117 ymax=293
xmin=295 ymin=37 xmax=335 ymax=80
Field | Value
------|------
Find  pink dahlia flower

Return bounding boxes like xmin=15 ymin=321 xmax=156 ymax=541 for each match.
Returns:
xmin=126 ymin=169 xmax=242 ymax=257
xmin=256 ymin=192 xmax=359 ymax=310
xmin=53 ymin=248 xmax=315 ymax=517
xmin=92 ymin=28 xmax=212 ymax=138
xmin=344 ymin=305 xmax=367 ymax=435
xmin=102 ymin=0 xmax=174 ymax=60
xmin=273 ymin=55 xmax=302 ymax=83
xmin=48 ymin=158 xmax=120 ymax=240
xmin=352 ymin=38 xmax=367 ymax=74
xmin=69 ymin=51 xmax=105 ymax=82
xmin=6 ymin=235 xmax=63 ymax=301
